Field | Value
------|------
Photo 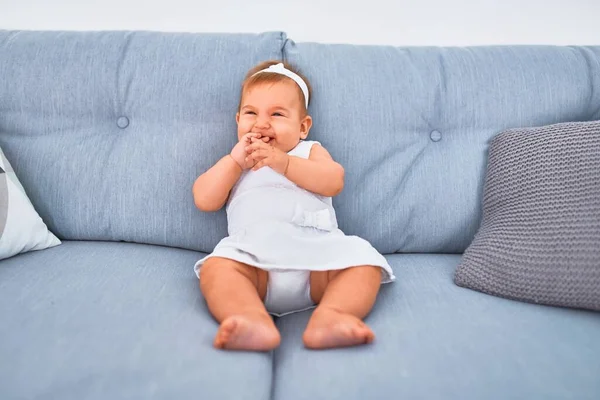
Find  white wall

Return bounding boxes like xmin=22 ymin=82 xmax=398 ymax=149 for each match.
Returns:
xmin=1 ymin=0 xmax=599 ymax=46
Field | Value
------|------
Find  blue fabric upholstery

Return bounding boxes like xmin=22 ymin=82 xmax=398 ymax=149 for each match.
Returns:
xmin=1 ymin=30 xmax=599 ymax=399
xmin=273 ymin=254 xmax=600 ymax=400
xmin=0 ymin=241 xmax=272 ymax=400
xmin=284 ymin=41 xmax=600 ymax=253
xmin=0 ymin=30 xmax=285 ymax=253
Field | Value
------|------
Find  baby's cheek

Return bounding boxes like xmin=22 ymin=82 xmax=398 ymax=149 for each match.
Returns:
xmin=237 ymin=125 xmax=248 ymax=139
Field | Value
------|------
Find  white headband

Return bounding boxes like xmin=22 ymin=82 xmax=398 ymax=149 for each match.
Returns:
xmin=252 ymin=63 xmax=309 ymax=108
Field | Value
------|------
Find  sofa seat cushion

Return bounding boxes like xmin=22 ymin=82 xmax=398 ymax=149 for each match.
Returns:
xmin=272 ymin=254 xmax=600 ymax=400
xmin=0 ymin=241 xmax=273 ymax=400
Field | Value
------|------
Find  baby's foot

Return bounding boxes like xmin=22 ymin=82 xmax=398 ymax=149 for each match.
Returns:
xmin=302 ymin=307 xmax=375 ymax=349
xmin=214 ymin=312 xmax=281 ymax=351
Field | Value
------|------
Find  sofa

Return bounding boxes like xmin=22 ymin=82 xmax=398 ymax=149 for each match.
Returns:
xmin=0 ymin=30 xmax=599 ymax=400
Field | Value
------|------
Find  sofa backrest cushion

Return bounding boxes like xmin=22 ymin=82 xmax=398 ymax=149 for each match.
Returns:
xmin=283 ymin=41 xmax=600 ymax=253
xmin=0 ymin=30 xmax=285 ymax=252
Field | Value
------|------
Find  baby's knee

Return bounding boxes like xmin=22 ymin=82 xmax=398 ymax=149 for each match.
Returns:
xmin=353 ymin=265 xmax=383 ymax=277
xmin=200 ymin=257 xmax=256 ymax=284
xmin=198 ymin=258 xmax=218 ymax=282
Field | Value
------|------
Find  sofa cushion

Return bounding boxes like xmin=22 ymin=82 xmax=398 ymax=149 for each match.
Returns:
xmin=0 ymin=146 xmax=60 ymax=259
xmin=0 ymin=30 xmax=285 ymax=253
xmin=283 ymin=41 xmax=600 ymax=253
xmin=455 ymin=121 xmax=600 ymax=310
xmin=0 ymin=241 xmax=273 ymax=400
xmin=272 ymin=254 xmax=600 ymax=400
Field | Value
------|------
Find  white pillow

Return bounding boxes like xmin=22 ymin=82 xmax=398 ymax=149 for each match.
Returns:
xmin=0 ymin=147 xmax=60 ymax=259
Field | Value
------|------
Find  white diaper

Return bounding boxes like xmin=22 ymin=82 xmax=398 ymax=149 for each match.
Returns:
xmin=264 ymin=270 xmax=316 ymax=317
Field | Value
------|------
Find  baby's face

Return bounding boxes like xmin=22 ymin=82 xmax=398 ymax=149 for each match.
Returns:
xmin=236 ymin=80 xmax=311 ymax=153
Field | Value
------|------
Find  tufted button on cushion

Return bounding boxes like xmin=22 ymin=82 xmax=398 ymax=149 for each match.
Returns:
xmin=116 ymin=116 xmax=129 ymax=129
xmin=430 ymin=130 xmax=442 ymax=142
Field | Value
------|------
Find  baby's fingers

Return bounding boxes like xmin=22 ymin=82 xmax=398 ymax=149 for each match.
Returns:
xmin=251 ymin=147 xmax=270 ymax=159
xmin=245 ymin=149 xmax=267 ymax=164
xmin=245 ymin=141 xmax=268 ymax=153
xmin=250 ymin=136 xmax=270 ymax=143
xmin=252 ymin=159 xmax=268 ymax=171
xmin=243 ymin=132 xmax=261 ymax=142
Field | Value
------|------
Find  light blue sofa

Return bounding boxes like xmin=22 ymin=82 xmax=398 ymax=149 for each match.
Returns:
xmin=1 ymin=30 xmax=599 ymax=400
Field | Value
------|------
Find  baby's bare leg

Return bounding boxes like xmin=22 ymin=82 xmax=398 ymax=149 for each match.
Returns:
xmin=200 ymin=257 xmax=280 ymax=351
xmin=304 ymin=266 xmax=381 ymax=349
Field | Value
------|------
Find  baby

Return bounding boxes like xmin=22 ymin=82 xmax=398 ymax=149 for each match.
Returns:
xmin=192 ymin=60 xmax=395 ymax=351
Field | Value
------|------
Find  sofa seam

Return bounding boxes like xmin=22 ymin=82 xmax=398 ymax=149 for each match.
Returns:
xmin=280 ymin=32 xmax=288 ymax=63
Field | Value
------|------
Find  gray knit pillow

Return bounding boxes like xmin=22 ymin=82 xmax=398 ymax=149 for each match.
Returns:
xmin=454 ymin=121 xmax=600 ymax=311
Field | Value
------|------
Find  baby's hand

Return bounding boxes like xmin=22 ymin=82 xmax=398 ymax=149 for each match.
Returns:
xmin=245 ymin=138 xmax=290 ymax=174
xmin=230 ymin=133 xmax=268 ymax=169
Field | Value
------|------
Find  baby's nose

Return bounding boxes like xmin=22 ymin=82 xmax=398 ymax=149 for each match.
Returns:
xmin=255 ymin=117 xmax=269 ymax=127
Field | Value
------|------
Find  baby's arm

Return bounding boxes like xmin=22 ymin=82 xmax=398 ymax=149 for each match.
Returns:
xmin=245 ymin=139 xmax=344 ymax=197
xmin=193 ymin=132 xmax=265 ymax=211
xmin=286 ymin=144 xmax=344 ymax=197
xmin=192 ymin=155 xmax=242 ymax=212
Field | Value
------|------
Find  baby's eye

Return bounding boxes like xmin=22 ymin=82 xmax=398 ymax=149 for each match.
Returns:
xmin=272 ymin=112 xmax=284 ymax=117
xmin=244 ymin=111 xmax=256 ymax=115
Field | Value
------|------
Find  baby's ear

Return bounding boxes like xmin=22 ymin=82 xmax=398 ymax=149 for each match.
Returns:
xmin=300 ymin=115 xmax=312 ymax=139
xmin=236 ymin=112 xmax=240 ymax=124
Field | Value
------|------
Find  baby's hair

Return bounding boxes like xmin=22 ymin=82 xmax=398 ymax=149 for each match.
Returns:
xmin=239 ymin=60 xmax=312 ymax=115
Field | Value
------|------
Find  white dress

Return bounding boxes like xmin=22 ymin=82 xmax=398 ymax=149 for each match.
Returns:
xmin=194 ymin=140 xmax=395 ymax=283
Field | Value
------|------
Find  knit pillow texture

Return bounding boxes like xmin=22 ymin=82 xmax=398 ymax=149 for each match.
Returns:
xmin=455 ymin=121 xmax=600 ymax=311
